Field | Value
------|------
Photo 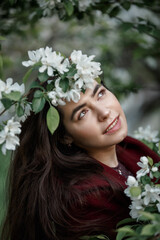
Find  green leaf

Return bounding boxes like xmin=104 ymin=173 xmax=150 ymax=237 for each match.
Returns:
xmin=64 ymin=1 xmax=74 ymax=16
xmin=1 ymin=98 xmax=12 ymax=109
xmin=129 ymin=186 xmax=141 ymax=197
xmin=152 ymin=29 xmax=160 ymax=39
xmin=80 ymin=236 xmax=109 ymax=240
xmin=23 ymin=67 xmax=34 ymax=83
xmin=67 ymin=64 xmax=77 ymax=78
xmin=117 ymin=218 xmax=136 ymax=227
xmin=147 ymin=156 xmax=153 ymax=166
xmin=46 ymin=81 xmax=55 ymax=91
xmin=29 ymin=81 xmax=44 ymax=91
xmin=117 ymin=226 xmax=135 ymax=235
xmin=16 ymin=104 xmax=24 ymax=117
xmin=116 ymin=231 xmax=128 ymax=240
xmin=155 ymin=162 xmax=160 ymax=168
xmin=120 ymin=22 xmax=134 ymax=31
xmin=59 ymin=78 xmax=69 ymax=92
xmin=139 ymin=211 xmax=155 ymax=221
xmin=95 ymin=77 xmax=101 ymax=84
xmin=96 ymin=236 xmax=109 ymax=239
xmin=140 ymin=175 xmax=151 ymax=185
xmin=3 ymin=91 xmax=21 ymax=101
xmin=153 ymin=171 xmax=160 ymax=178
xmin=146 ymin=142 xmax=154 ymax=150
xmin=32 ymin=97 xmax=46 ymax=113
xmin=121 ymin=2 xmax=131 ymax=10
xmin=38 ymin=70 xmax=49 ymax=82
xmin=141 ymin=224 xmax=155 ymax=236
xmin=109 ymin=6 xmax=120 ymax=18
xmin=46 ymin=106 xmax=60 ymax=134
xmin=137 ymin=24 xmax=152 ymax=34
xmin=34 ymin=90 xmax=44 ymax=98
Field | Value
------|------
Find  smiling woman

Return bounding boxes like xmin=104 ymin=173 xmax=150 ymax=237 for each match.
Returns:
xmin=1 ymin=49 xmax=160 ymax=240
xmin=58 ymin=82 xmax=128 ymax=168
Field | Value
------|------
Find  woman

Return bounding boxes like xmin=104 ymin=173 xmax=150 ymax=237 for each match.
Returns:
xmin=1 ymin=50 xmax=160 ymax=240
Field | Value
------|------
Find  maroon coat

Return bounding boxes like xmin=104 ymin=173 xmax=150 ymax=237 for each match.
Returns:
xmin=57 ymin=136 xmax=160 ymax=240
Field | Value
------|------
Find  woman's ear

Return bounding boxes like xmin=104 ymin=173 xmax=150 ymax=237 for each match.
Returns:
xmin=62 ymin=134 xmax=73 ymax=146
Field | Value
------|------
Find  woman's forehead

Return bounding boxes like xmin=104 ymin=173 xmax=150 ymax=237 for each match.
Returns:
xmin=59 ymin=81 xmax=101 ymax=118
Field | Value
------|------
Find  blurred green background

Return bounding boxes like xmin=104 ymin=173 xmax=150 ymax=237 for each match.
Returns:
xmin=0 ymin=0 xmax=160 ymax=233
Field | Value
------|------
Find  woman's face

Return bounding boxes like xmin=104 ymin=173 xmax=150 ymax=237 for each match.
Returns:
xmin=59 ymin=81 xmax=128 ymax=153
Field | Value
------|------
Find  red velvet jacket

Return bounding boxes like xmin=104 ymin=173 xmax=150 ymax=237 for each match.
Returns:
xmin=57 ymin=136 xmax=160 ymax=240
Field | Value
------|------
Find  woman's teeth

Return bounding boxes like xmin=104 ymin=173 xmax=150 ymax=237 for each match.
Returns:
xmin=105 ymin=118 xmax=118 ymax=133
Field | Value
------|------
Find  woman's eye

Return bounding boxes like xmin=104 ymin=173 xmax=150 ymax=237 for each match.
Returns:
xmin=98 ymin=89 xmax=106 ymax=99
xmin=78 ymin=110 xmax=87 ymax=120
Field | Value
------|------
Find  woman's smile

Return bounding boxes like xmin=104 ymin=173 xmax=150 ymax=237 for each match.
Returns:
xmin=103 ymin=115 xmax=121 ymax=135
xmin=59 ymin=81 xmax=128 ymax=152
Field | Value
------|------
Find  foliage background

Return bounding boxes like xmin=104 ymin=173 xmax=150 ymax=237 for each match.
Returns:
xmin=0 ymin=0 xmax=160 ymax=237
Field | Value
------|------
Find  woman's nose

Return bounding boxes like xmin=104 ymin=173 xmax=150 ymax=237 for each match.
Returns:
xmin=98 ymin=108 xmax=110 ymax=122
xmin=92 ymin=103 xmax=110 ymax=122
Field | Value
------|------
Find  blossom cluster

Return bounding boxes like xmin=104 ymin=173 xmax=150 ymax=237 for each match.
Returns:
xmin=134 ymin=125 xmax=159 ymax=143
xmin=125 ymin=156 xmax=160 ymax=219
xmin=0 ymin=118 xmax=21 ymax=155
xmin=37 ymin=0 xmax=101 ymax=16
xmin=0 ymin=47 xmax=102 ymax=155
xmin=0 ymin=78 xmax=31 ymax=155
xmin=0 ymin=78 xmax=25 ymax=99
xmin=22 ymin=47 xmax=102 ymax=106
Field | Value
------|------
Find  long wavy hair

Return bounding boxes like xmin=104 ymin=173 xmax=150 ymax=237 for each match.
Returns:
xmin=1 ymin=96 xmax=129 ymax=240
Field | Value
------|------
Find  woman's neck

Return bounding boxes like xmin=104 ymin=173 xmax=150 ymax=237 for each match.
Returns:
xmin=88 ymin=145 xmax=118 ymax=168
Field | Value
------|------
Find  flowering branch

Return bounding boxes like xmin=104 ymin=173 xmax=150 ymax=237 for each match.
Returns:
xmin=0 ymin=47 xmax=102 ymax=155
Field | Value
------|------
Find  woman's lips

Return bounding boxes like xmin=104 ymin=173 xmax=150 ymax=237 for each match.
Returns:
xmin=103 ymin=116 xmax=121 ymax=134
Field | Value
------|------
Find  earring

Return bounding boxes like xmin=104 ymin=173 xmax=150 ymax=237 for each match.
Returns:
xmin=67 ymin=143 xmax=72 ymax=147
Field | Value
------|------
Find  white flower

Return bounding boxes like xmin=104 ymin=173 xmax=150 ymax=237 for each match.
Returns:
xmin=0 ymin=78 xmax=25 ymax=99
xmin=40 ymin=49 xmax=69 ymax=76
xmin=39 ymin=47 xmax=55 ymax=76
xmin=0 ymin=78 xmax=13 ymax=98
xmin=129 ymin=199 xmax=144 ymax=219
xmin=126 ymin=176 xmax=139 ymax=187
xmin=136 ymin=156 xmax=150 ymax=180
xmin=47 ymin=78 xmax=81 ymax=106
xmin=0 ymin=118 xmax=21 ymax=154
xmin=78 ymin=0 xmax=100 ymax=11
xmin=22 ymin=48 xmax=45 ymax=67
xmin=0 ymin=101 xmax=4 ymax=114
xmin=134 ymin=125 xmax=159 ymax=143
xmin=48 ymin=91 xmax=58 ymax=106
xmin=37 ymin=0 xmax=61 ymax=16
xmin=16 ymin=103 xmax=32 ymax=122
xmin=66 ymin=89 xmax=81 ymax=103
xmin=4 ymin=118 xmax=21 ymax=135
xmin=157 ymin=203 xmax=160 ymax=212
xmin=124 ymin=176 xmax=140 ymax=199
xmin=57 ymin=98 xmax=66 ymax=106
xmin=70 ymin=50 xmax=102 ymax=91
xmin=141 ymin=184 xmax=160 ymax=205
xmin=11 ymin=82 xmax=25 ymax=95
xmin=57 ymin=58 xmax=69 ymax=74
xmin=152 ymin=166 xmax=158 ymax=172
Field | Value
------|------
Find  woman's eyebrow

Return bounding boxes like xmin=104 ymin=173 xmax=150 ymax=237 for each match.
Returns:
xmin=91 ymin=84 xmax=101 ymax=97
xmin=70 ymin=103 xmax=86 ymax=120
xmin=70 ymin=84 xmax=101 ymax=120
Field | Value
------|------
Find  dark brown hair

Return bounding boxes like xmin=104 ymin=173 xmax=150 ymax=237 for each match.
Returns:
xmin=1 ymin=100 xmax=128 ymax=240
